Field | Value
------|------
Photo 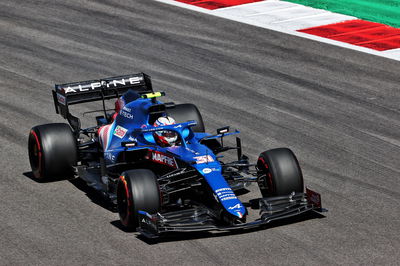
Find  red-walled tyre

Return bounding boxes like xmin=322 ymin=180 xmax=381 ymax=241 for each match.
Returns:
xmin=117 ymin=169 xmax=160 ymax=231
xmin=257 ymin=148 xmax=304 ymax=197
xmin=28 ymin=123 xmax=77 ymax=180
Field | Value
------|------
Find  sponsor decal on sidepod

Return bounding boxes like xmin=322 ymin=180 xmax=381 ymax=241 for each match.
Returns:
xmin=151 ymin=151 xmax=177 ymax=168
xmin=114 ymin=125 xmax=128 ymax=138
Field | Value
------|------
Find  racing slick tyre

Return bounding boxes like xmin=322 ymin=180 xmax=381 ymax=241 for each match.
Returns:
xmin=167 ymin=103 xmax=205 ymax=132
xmin=256 ymin=148 xmax=304 ymax=197
xmin=28 ymin=123 xmax=77 ymax=180
xmin=117 ymin=169 xmax=161 ymax=231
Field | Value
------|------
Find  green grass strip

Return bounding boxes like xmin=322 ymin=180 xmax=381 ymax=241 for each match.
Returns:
xmin=284 ymin=0 xmax=400 ymax=28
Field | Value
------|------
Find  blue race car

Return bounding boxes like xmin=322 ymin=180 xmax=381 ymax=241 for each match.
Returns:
xmin=28 ymin=73 xmax=323 ymax=238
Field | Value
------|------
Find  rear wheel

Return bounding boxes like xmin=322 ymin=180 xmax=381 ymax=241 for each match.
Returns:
xmin=117 ymin=169 xmax=161 ymax=231
xmin=167 ymin=103 xmax=205 ymax=132
xmin=257 ymin=148 xmax=304 ymax=197
xmin=28 ymin=123 xmax=77 ymax=180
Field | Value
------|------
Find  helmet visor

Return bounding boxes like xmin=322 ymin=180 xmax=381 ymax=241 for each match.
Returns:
xmin=161 ymin=130 xmax=177 ymax=138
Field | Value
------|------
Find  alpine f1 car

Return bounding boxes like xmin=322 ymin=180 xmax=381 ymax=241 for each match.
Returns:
xmin=28 ymin=73 xmax=324 ymax=238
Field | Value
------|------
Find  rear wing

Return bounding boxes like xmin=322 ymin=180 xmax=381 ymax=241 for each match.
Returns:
xmin=52 ymin=72 xmax=153 ymax=131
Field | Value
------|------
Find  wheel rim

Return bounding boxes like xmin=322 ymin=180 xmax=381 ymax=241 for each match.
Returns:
xmin=117 ymin=175 xmax=132 ymax=225
xmin=28 ymin=130 xmax=42 ymax=178
xmin=257 ymin=156 xmax=274 ymax=194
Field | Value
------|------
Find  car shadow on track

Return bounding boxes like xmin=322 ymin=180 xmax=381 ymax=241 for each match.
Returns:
xmin=68 ymin=178 xmax=118 ymax=213
xmin=23 ymin=171 xmax=69 ymax=183
xmin=24 ymin=171 xmax=325 ymax=244
xmin=24 ymin=171 xmax=118 ymax=212
xmin=110 ymin=211 xmax=326 ymax=245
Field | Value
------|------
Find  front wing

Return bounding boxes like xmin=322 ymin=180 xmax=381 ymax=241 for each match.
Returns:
xmin=137 ymin=188 xmax=324 ymax=238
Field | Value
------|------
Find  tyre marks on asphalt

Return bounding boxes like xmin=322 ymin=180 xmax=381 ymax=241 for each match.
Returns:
xmin=157 ymin=0 xmax=400 ymax=60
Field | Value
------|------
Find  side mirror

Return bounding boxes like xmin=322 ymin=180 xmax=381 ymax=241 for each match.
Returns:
xmin=217 ymin=126 xmax=229 ymax=135
xmin=121 ymin=141 xmax=137 ymax=147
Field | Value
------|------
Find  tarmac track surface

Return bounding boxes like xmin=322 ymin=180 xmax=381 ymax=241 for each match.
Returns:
xmin=0 ymin=0 xmax=399 ymax=265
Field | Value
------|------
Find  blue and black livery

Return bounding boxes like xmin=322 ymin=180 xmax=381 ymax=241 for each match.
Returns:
xmin=28 ymin=73 xmax=325 ymax=238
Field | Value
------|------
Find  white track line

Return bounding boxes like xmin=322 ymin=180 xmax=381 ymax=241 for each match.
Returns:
xmin=156 ymin=0 xmax=400 ymax=61
xmin=382 ymin=48 xmax=400 ymax=60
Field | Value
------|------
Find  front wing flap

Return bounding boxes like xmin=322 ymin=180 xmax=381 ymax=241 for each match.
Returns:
xmin=137 ymin=188 xmax=324 ymax=238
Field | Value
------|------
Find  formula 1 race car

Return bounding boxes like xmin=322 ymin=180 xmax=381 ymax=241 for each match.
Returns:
xmin=28 ymin=73 xmax=323 ymax=238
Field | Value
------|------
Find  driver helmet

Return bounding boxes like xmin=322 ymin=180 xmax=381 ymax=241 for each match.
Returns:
xmin=153 ymin=116 xmax=178 ymax=147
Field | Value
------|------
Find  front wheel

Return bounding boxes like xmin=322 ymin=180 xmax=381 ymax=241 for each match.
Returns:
xmin=117 ymin=169 xmax=161 ymax=231
xmin=257 ymin=148 xmax=304 ymax=197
